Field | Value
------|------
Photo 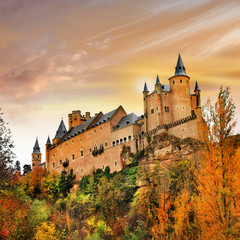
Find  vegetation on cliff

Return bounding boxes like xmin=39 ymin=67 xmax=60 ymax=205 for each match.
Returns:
xmin=1 ymin=87 xmax=240 ymax=239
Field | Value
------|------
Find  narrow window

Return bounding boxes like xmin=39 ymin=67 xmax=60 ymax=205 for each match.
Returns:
xmin=33 ymin=163 xmax=35 ymax=166
xmin=81 ymin=168 xmax=83 ymax=173
xmin=128 ymin=135 xmax=132 ymax=141
xmin=173 ymin=80 xmax=175 ymax=84
xmin=151 ymin=109 xmax=154 ymax=114
xmin=89 ymin=148 xmax=92 ymax=153
xmin=180 ymin=79 xmax=182 ymax=83
xmin=94 ymin=129 xmax=96 ymax=133
xmin=102 ymin=165 xmax=105 ymax=170
xmin=80 ymin=151 xmax=84 ymax=157
xmin=100 ymin=127 xmax=102 ymax=131
xmin=53 ymin=163 xmax=55 ymax=168
xmin=120 ymin=139 xmax=123 ymax=144
xmin=116 ymin=140 xmax=119 ymax=145
xmin=60 ymin=160 xmax=62 ymax=165
xmin=72 ymin=154 xmax=75 ymax=160
xmin=115 ymin=161 xmax=117 ymax=167
xmin=124 ymin=137 xmax=127 ymax=143
xmin=105 ymin=142 xmax=108 ymax=147
xmin=165 ymin=106 xmax=167 ymax=112
xmin=80 ymin=138 xmax=82 ymax=142
xmin=112 ymin=141 xmax=115 ymax=147
xmin=72 ymin=140 xmax=74 ymax=143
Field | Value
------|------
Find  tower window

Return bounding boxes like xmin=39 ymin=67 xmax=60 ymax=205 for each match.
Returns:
xmin=115 ymin=161 xmax=117 ymax=167
xmin=180 ymin=79 xmax=182 ymax=83
xmin=33 ymin=163 xmax=35 ymax=166
xmin=60 ymin=160 xmax=62 ymax=165
xmin=72 ymin=154 xmax=75 ymax=160
xmin=53 ymin=163 xmax=55 ymax=168
xmin=81 ymin=168 xmax=83 ymax=173
xmin=165 ymin=106 xmax=169 ymax=112
xmin=151 ymin=109 xmax=154 ymax=114
xmin=94 ymin=129 xmax=96 ymax=133
xmin=173 ymin=80 xmax=175 ymax=84
xmin=103 ymin=165 xmax=105 ymax=170
xmin=100 ymin=127 xmax=102 ymax=131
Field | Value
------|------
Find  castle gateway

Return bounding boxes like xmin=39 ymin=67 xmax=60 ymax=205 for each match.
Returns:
xmin=32 ymin=54 xmax=201 ymax=179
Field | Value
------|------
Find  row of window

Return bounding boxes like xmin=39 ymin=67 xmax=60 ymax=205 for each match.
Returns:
xmin=52 ymin=161 xmax=118 ymax=170
xmin=173 ymin=79 xmax=188 ymax=84
xmin=112 ymin=135 xmax=132 ymax=147
xmin=151 ymin=106 xmax=169 ymax=114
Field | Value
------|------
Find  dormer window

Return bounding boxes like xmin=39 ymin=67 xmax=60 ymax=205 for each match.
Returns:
xmin=161 ymin=86 xmax=164 ymax=89
xmin=126 ymin=121 xmax=130 ymax=124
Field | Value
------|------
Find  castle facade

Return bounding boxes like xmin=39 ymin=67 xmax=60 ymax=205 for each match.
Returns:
xmin=32 ymin=55 xmax=201 ymax=178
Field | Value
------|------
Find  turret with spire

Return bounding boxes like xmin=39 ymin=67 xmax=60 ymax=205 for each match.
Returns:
xmin=32 ymin=138 xmax=42 ymax=169
xmin=194 ymin=81 xmax=201 ymax=108
xmin=155 ymin=75 xmax=161 ymax=95
xmin=53 ymin=119 xmax=67 ymax=144
xmin=143 ymin=82 xmax=149 ymax=132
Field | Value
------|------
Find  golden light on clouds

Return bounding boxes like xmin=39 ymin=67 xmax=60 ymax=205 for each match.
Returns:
xmin=0 ymin=0 xmax=239 ymax=166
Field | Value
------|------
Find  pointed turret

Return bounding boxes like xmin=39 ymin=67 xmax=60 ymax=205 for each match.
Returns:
xmin=155 ymin=75 xmax=160 ymax=85
xmin=143 ymin=82 xmax=149 ymax=93
xmin=32 ymin=138 xmax=42 ymax=169
xmin=155 ymin=75 xmax=161 ymax=95
xmin=54 ymin=120 xmax=67 ymax=139
xmin=194 ymin=81 xmax=200 ymax=91
xmin=174 ymin=54 xmax=188 ymax=77
xmin=33 ymin=138 xmax=41 ymax=153
xmin=46 ymin=136 xmax=51 ymax=145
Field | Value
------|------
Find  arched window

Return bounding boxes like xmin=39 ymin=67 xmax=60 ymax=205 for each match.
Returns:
xmin=112 ymin=141 xmax=115 ymax=147
xmin=32 ymin=163 xmax=35 ymax=166
xmin=120 ymin=139 xmax=123 ymax=144
xmin=116 ymin=140 xmax=119 ymax=145
xmin=128 ymin=135 xmax=132 ymax=141
xmin=124 ymin=137 xmax=127 ymax=143
xmin=94 ymin=144 xmax=97 ymax=151
xmin=80 ymin=151 xmax=84 ymax=157
xmin=53 ymin=163 xmax=55 ymax=168
xmin=115 ymin=161 xmax=117 ymax=167
xmin=72 ymin=154 xmax=75 ymax=160
xmin=60 ymin=160 xmax=62 ymax=165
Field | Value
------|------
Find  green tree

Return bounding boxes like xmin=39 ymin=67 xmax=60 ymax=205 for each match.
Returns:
xmin=58 ymin=169 xmax=76 ymax=197
xmin=0 ymin=108 xmax=15 ymax=188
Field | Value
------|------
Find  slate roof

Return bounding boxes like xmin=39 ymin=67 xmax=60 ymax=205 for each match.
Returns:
xmin=143 ymin=82 xmax=149 ymax=92
xmin=195 ymin=81 xmax=200 ymax=91
xmin=114 ymin=113 xmax=138 ymax=130
xmin=46 ymin=136 xmax=51 ymax=145
xmin=33 ymin=138 xmax=41 ymax=154
xmin=63 ymin=116 xmax=97 ymax=141
xmin=155 ymin=75 xmax=160 ymax=85
xmin=54 ymin=120 xmax=67 ymax=139
xmin=93 ymin=108 xmax=118 ymax=127
xmin=151 ymin=84 xmax=170 ymax=94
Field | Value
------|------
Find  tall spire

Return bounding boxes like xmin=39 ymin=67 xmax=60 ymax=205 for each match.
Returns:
xmin=46 ymin=136 xmax=51 ymax=145
xmin=143 ymin=82 xmax=149 ymax=92
xmin=174 ymin=54 xmax=187 ymax=77
xmin=54 ymin=120 xmax=67 ymax=139
xmin=194 ymin=81 xmax=200 ymax=91
xmin=155 ymin=75 xmax=160 ymax=85
xmin=33 ymin=138 xmax=41 ymax=154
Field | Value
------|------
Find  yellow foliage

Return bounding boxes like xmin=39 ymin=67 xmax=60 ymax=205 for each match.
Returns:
xmin=34 ymin=222 xmax=59 ymax=240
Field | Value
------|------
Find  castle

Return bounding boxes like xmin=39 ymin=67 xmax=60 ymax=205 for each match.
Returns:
xmin=32 ymin=54 xmax=201 ymax=179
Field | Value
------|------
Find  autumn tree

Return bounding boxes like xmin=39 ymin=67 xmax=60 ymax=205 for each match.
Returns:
xmin=195 ymin=86 xmax=240 ymax=239
xmin=0 ymin=109 xmax=15 ymax=189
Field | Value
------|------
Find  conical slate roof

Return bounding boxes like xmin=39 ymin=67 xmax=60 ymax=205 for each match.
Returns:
xmin=54 ymin=120 xmax=67 ymax=139
xmin=143 ymin=82 xmax=149 ymax=92
xmin=155 ymin=75 xmax=160 ymax=85
xmin=33 ymin=138 xmax=41 ymax=154
xmin=46 ymin=136 xmax=51 ymax=145
xmin=174 ymin=54 xmax=188 ymax=77
xmin=194 ymin=81 xmax=200 ymax=91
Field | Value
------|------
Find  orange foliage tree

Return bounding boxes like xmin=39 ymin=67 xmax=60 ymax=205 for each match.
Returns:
xmin=194 ymin=86 xmax=240 ymax=239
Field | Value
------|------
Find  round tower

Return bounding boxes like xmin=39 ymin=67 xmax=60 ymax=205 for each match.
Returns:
xmin=169 ymin=54 xmax=192 ymax=121
xmin=32 ymin=138 xmax=42 ymax=169
xmin=143 ymin=82 xmax=149 ymax=132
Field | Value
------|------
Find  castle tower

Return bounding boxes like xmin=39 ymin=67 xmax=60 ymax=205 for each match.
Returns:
xmin=45 ymin=136 xmax=51 ymax=170
xmin=169 ymin=54 xmax=191 ymax=121
xmin=143 ymin=82 xmax=149 ymax=132
xmin=194 ymin=81 xmax=201 ymax=108
xmin=53 ymin=119 xmax=67 ymax=145
xmin=32 ymin=138 xmax=41 ymax=169
xmin=155 ymin=75 xmax=161 ymax=95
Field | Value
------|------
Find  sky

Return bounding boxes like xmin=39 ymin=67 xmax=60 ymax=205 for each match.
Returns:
xmin=0 ymin=0 xmax=240 ymax=168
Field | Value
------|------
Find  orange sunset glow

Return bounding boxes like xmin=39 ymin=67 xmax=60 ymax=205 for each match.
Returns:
xmin=0 ymin=0 xmax=239 ymax=167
